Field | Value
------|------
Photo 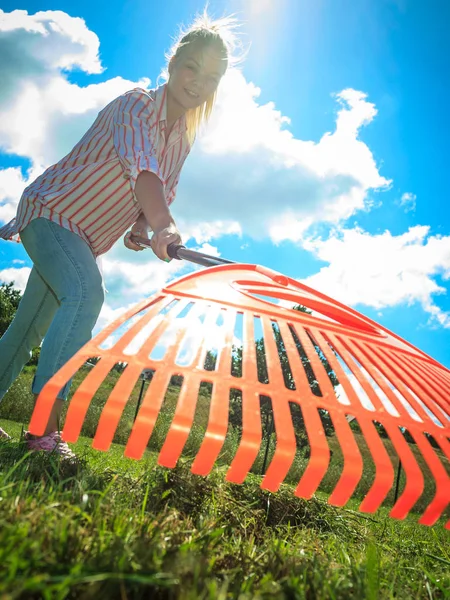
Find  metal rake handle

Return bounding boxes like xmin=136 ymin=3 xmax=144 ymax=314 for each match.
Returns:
xmin=130 ymin=235 xmax=235 ymax=268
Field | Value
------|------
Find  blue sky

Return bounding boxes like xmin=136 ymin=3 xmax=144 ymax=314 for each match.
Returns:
xmin=0 ymin=0 xmax=449 ymax=368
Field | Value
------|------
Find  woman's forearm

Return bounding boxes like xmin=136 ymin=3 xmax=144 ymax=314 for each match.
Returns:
xmin=134 ymin=171 xmax=175 ymax=232
xmin=132 ymin=211 xmax=150 ymax=232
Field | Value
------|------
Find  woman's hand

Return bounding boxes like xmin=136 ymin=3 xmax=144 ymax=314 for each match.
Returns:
xmin=150 ymin=223 xmax=182 ymax=261
xmin=124 ymin=221 xmax=149 ymax=251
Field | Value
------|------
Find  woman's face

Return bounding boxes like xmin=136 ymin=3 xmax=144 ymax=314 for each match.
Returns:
xmin=167 ymin=42 xmax=227 ymax=111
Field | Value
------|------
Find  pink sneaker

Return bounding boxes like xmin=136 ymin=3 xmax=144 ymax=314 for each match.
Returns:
xmin=0 ymin=426 xmax=11 ymax=440
xmin=24 ymin=431 xmax=77 ymax=462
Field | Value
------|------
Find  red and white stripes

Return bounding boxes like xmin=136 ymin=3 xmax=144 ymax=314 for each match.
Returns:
xmin=0 ymin=85 xmax=191 ymax=256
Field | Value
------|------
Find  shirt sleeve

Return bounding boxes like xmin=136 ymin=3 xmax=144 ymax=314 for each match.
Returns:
xmin=112 ymin=89 xmax=164 ymax=200
xmin=0 ymin=218 xmax=20 ymax=241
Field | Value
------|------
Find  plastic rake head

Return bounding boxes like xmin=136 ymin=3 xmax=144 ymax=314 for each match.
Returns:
xmin=29 ymin=263 xmax=450 ymax=527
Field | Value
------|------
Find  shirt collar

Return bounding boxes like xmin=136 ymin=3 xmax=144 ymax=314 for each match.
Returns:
xmin=154 ymin=83 xmax=187 ymax=135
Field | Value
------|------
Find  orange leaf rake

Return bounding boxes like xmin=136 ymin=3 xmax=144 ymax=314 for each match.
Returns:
xmin=29 ymin=242 xmax=450 ymax=527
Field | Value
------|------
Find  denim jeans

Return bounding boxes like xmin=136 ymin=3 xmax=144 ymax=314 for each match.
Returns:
xmin=0 ymin=218 xmax=104 ymax=401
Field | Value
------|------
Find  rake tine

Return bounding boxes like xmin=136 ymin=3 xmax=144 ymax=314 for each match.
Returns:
xmin=258 ymin=316 xmax=297 ymax=492
xmin=294 ymin=404 xmax=330 ymax=499
xmin=158 ymin=305 xmax=222 ymax=467
xmin=384 ymin=422 xmax=424 ymax=520
xmin=226 ymin=388 xmax=262 ymax=484
xmin=325 ymin=332 xmax=387 ymax=414
xmin=389 ymin=350 xmax=450 ymax=418
xmin=277 ymin=322 xmax=322 ymax=398
xmin=124 ymin=301 xmax=207 ymax=460
xmin=357 ymin=417 xmax=395 ymax=513
xmin=327 ymin=411 xmax=364 ymax=507
xmin=63 ymin=356 xmax=118 ymax=443
xmin=346 ymin=338 xmax=429 ymax=422
xmin=290 ymin=327 xmax=366 ymax=505
xmin=433 ymin=433 xmax=450 ymax=463
xmin=191 ymin=381 xmax=232 ymax=476
xmin=226 ymin=311 xmax=262 ymax=483
xmin=124 ymin=369 xmax=173 ymax=460
xmin=261 ymin=390 xmax=297 ymax=493
xmin=85 ymin=298 xmax=188 ymax=449
xmin=357 ymin=341 xmax=443 ymax=424
xmin=108 ymin=296 xmax=179 ymax=355
xmin=56 ymin=296 xmax=176 ymax=442
xmin=92 ymin=363 xmax=143 ymax=451
xmin=412 ymin=431 xmax=450 ymax=526
xmin=30 ymin=349 xmax=91 ymax=437
xmin=158 ymin=377 xmax=202 ymax=468
xmin=191 ymin=309 xmax=236 ymax=475
xmin=418 ymin=359 xmax=450 ymax=397
xmin=314 ymin=329 xmax=368 ymax=406
xmin=293 ymin=325 xmax=338 ymax=401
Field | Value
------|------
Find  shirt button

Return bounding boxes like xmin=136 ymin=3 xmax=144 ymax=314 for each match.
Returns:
xmin=123 ymin=173 xmax=130 ymax=180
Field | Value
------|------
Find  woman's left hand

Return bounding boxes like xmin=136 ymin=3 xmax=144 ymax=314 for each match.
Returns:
xmin=124 ymin=224 xmax=149 ymax=251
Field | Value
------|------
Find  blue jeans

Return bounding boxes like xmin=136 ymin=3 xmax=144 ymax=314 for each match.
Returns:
xmin=0 ymin=218 xmax=104 ymax=401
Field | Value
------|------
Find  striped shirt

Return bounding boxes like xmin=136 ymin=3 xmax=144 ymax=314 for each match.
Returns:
xmin=0 ymin=84 xmax=191 ymax=256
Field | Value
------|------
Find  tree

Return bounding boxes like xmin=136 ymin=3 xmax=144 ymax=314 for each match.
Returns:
xmin=0 ymin=281 xmax=41 ymax=367
xmin=0 ymin=282 xmax=22 ymax=336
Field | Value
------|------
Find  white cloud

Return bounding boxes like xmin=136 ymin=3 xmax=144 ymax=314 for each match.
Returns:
xmin=96 ymin=301 xmax=133 ymax=330
xmin=192 ymin=243 xmax=221 ymax=257
xmin=0 ymin=167 xmax=32 ymax=223
xmin=0 ymin=9 xmax=149 ymax=189
xmin=2 ymin=8 xmax=446 ymax=341
xmin=99 ymin=242 xmax=190 ymax=305
xmin=399 ymin=191 xmax=416 ymax=212
xmin=0 ymin=9 xmax=390 ymax=245
xmin=0 ymin=9 xmax=102 ymax=76
xmin=0 ymin=266 xmax=31 ymax=291
xmin=176 ymin=75 xmax=391 ymax=242
xmin=179 ymin=220 xmax=242 ymax=245
xmin=98 ymin=237 xmax=231 ymax=316
xmin=301 ymin=225 xmax=450 ymax=327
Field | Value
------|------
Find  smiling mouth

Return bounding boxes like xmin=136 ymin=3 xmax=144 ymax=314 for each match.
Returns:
xmin=184 ymin=88 xmax=199 ymax=99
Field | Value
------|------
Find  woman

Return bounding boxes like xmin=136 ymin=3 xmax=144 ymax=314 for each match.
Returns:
xmin=0 ymin=13 xmax=236 ymax=459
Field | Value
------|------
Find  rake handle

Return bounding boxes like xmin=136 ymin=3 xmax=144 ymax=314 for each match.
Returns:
xmin=130 ymin=235 xmax=235 ymax=267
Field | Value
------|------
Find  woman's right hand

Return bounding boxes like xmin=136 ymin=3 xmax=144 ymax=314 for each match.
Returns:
xmin=150 ymin=223 xmax=182 ymax=261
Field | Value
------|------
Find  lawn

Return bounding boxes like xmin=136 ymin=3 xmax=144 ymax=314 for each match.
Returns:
xmin=0 ymin=367 xmax=449 ymax=599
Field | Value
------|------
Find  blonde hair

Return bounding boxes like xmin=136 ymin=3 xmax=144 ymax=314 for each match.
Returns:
xmin=163 ymin=9 xmax=242 ymax=145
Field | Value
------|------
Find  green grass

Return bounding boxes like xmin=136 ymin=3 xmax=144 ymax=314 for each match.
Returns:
xmin=0 ymin=423 xmax=449 ymax=600
xmin=0 ymin=368 xmax=449 ymax=599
